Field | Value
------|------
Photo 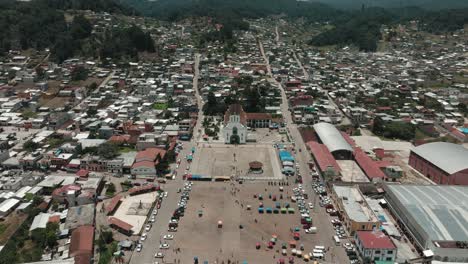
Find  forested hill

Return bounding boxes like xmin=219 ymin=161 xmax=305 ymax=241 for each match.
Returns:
xmin=0 ymin=0 xmax=151 ymax=61
xmin=308 ymin=0 xmax=468 ymax=10
xmin=118 ymin=0 xmax=343 ymax=21
xmin=0 ymin=0 xmax=135 ymax=14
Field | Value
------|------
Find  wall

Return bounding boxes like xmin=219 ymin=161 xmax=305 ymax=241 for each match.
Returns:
xmin=409 ymin=152 xmax=468 ymax=185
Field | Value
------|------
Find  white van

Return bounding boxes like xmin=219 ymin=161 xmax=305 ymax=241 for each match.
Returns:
xmin=333 ymin=235 xmax=341 ymax=245
xmin=313 ymin=249 xmax=324 ymax=254
xmin=315 ymin=245 xmax=325 ymax=251
xmin=312 ymin=253 xmax=324 ymax=259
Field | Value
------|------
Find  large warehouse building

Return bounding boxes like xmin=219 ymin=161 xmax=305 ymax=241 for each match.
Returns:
xmin=409 ymin=142 xmax=468 ymax=185
xmin=384 ymin=184 xmax=468 ymax=262
xmin=313 ymin=122 xmax=353 ymax=160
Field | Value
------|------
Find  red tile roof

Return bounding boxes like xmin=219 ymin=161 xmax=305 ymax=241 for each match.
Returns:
xmin=132 ymin=160 xmax=156 ymax=169
xmin=52 ymin=184 xmax=81 ymax=197
xmin=48 ymin=215 xmax=60 ymax=223
xmin=246 ymin=113 xmax=272 ymax=120
xmin=108 ymin=217 xmax=133 ymax=232
xmin=307 ymin=142 xmax=341 ymax=173
xmin=354 ymin=147 xmax=387 ymax=179
xmin=70 ymin=225 xmax=94 ymax=261
xmin=128 ymin=184 xmax=156 ymax=195
xmin=356 ymin=231 xmax=396 ymax=249
xmin=109 ymin=134 xmax=131 ymax=144
xmin=76 ymin=169 xmax=89 ymax=178
xmin=105 ymin=195 xmax=122 ymax=214
xmin=135 ymin=148 xmax=166 ymax=163
xmin=340 ymin=132 xmax=356 ymax=147
xmin=224 ymin=104 xmax=247 ymax=125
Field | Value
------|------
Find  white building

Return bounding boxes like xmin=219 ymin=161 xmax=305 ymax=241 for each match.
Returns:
xmin=222 ymin=104 xmax=247 ymax=144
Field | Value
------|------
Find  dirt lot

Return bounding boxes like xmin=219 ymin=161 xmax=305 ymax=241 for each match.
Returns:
xmin=0 ymin=213 xmax=28 ymax=245
xmin=190 ymin=144 xmax=283 ymax=180
xmin=167 ymin=182 xmax=323 ymax=263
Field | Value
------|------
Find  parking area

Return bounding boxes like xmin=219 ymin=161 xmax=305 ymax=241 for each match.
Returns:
xmin=159 ymin=181 xmax=338 ymax=263
xmin=191 ymin=144 xmax=284 ymax=180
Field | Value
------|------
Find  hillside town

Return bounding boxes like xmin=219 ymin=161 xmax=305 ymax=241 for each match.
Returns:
xmin=0 ymin=8 xmax=466 ymax=264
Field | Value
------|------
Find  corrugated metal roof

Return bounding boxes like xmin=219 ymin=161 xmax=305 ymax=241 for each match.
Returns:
xmin=387 ymin=185 xmax=468 ymax=243
xmin=411 ymin=142 xmax=468 ymax=174
xmin=313 ymin=122 xmax=353 ymax=154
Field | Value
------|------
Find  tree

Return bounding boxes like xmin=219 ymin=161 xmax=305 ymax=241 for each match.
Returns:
xmin=70 ymin=15 xmax=92 ymax=40
xmin=106 ymin=183 xmax=116 ymax=195
xmin=86 ymin=108 xmax=98 ymax=117
xmin=97 ymin=143 xmax=119 ymax=159
xmin=71 ymin=66 xmax=88 ymax=81
xmin=101 ymin=230 xmax=114 ymax=244
xmin=23 ymin=140 xmax=40 ymax=152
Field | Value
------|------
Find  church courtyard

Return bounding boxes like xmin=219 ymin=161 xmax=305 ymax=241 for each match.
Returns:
xmin=190 ymin=143 xmax=284 ymax=180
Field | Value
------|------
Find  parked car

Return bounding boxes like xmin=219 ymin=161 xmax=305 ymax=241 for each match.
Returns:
xmin=154 ymin=252 xmax=164 ymax=258
xmin=136 ymin=243 xmax=142 ymax=252
xmin=163 ymin=234 xmax=174 ymax=240
xmin=159 ymin=243 xmax=170 ymax=249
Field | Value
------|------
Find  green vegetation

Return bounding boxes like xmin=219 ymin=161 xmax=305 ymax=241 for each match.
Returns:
xmin=106 ymin=183 xmax=116 ymax=196
xmin=119 ymin=146 xmax=135 ymax=153
xmin=71 ymin=65 xmax=89 ymax=81
xmin=123 ymin=0 xmax=341 ymax=21
xmin=152 ymin=103 xmax=168 ymax=110
xmin=81 ymin=142 xmax=119 ymax=159
xmin=23 ymin=140 xmax=40 ymax=152
xmin=0 ymin=197 xmax=46 ymax=263
xmin=372 ymin=117 xmax=416 ymax=141
xmin=120 ymin=180 xmax=133 ymax=191
xmin=21 ymin=110 xmax=38 ymax=120
xmin=97 ymin=230 xmax=117 ymax=264
xmin=0 ymin=224 xmax=8 ymax=236
xmin=100 ymin=25 xmax=155 ymax=60
xmin=0 ymin=0 xmax=149 ymax=61
xmin=309 ymin=8 xmax=393 ymax=51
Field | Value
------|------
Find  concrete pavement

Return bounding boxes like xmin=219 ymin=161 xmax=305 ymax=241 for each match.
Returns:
xmin=130 ymin=54 xmax=203 ymax=264
xmin=261 ymin=38 xmax=350 ymax=263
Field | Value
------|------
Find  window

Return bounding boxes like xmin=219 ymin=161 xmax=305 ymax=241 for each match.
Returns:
xmin=375 ymin=250 xmax=381 ymax=254
xmin=374 ymin=257 xmax=380 ymax=261
xmin=386 ymin=257 xmax=393 ymax=261
xmin=361 ymin=225 xmax=366 ymax=229
xmin=387 ymin=250 xmax=393 ymax=254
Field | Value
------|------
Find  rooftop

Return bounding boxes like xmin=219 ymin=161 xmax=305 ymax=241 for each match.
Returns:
xmin=313 ymin=122 xmax=353 ymax=154
xmin=411 ymin=142 xmax=468 ymax=174
xmin=356 ymin=231 xmax=396 ymax=249
xmin=386 ymin=184 xmax=468 ymax=243
xmin=333 ymin=185 xmax=378 ymax=223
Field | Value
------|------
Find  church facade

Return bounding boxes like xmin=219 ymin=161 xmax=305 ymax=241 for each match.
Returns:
xmin=223 ymin=104 xmax=248 ymax=144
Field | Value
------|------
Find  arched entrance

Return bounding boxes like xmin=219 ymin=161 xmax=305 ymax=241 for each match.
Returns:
xmin=230 ymin=126 xmax=240 ymax=144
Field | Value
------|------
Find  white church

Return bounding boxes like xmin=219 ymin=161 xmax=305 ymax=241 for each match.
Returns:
xmin=222 ymin=104 xmax=248 ymax=144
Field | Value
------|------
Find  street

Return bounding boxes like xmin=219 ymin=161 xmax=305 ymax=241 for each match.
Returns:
xmin=261 ymin=39 xmax=350 ymax=263
xmin=130 ymin=54 xmax=203 ymax=264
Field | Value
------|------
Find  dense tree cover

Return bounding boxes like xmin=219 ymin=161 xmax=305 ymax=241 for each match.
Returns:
xmin=309 ymin=8 xmax=394 ymax=51
xmin=420 ymin=8 xmax=468 ymax=33
xmin=100 ymin=25 xmax=155 ymax=59
xmin=42 ymin=0 xmax=135 ymax=14
xmin=372 ymin=117 xmax=416 ymax=141
xmin=310 ymin=7 xmax=468 ymax=50
xmin=0 ymin=0 xmax=150 ymax=61
xmin=122 ymin=0 xmax=342 ymax=21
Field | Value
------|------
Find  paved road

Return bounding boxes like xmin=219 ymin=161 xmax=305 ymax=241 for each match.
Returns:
xmin=261 ymin=40 xmax=350 ymax=263
xmin=130 ymin=54 xmax=203 ymax=264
